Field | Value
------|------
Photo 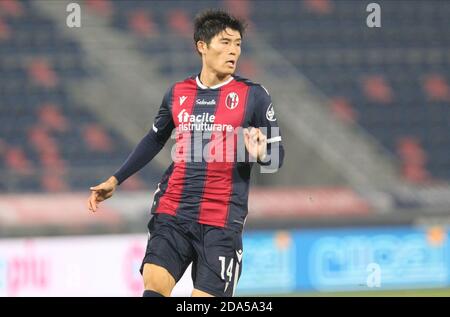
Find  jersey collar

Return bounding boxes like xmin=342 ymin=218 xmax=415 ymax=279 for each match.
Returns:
xmin=195 ymin=75 xmax=234 ymax=90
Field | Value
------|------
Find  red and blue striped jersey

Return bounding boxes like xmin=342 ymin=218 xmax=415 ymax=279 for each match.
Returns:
xmin=115 ymin=74 xmax=284 ymax=232
xmin=150 ymin=75 xmax=284 ymax=231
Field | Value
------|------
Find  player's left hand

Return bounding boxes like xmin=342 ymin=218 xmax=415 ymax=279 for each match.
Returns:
xmin=243 ymin=127 xmax=267 ymax=162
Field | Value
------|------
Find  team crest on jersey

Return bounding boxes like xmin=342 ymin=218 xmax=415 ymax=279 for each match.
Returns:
xmin=225 ymin=92 xmax=239 ymax=110
xmin=266 ymin=103 xmax=276 ymax=121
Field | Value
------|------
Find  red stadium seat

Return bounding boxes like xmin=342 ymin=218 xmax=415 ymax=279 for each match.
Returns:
xmin=223 ymin=0 xmax=252 ymax=20
xmin=40 ymin=150 xmax=66 ymax=170
xmin=38 ymin=103 xmax=69 ymax=132
xmin=330 ymin=97 xmax=357 ymax=124
xmin=0 ymin=0 xmax=24 ymax=18
xmin=82 ymin=123 xmax=113 ymax=153
xmin=397 ymin=137 xmax=430 ymax=183
xmin=28 ymin=59 xmax=59 ymax=88
xmin=128 ymin=10 xmax=157 ymax=38
xmin=28 ymin=125 xmax=66 ymax=170
xmin=41 ymin=171 xmax=69 ymax=192
xmin=303 ymin=0 xmax=334 ymax=15
xmin=423 ymin=74 xmax=450 ymax=102
xmin=402 ymin=164 xmax=430 ymax=184
xmin=167 ymin=9 xmax=191 ymax=37
xmin=5 ymin=146 xmax=33 ymax=175
xmin=85 ymin=0 xmax=113 ymax=17
xmin=398 ymin=137 xmax=427 ymax=165
xmin=361 ymin=75 xmax=393 ymax=104
xmin=28 ymin=125 xmax=56 ymax=151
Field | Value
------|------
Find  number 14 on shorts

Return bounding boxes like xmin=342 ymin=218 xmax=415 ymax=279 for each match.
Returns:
xmin=219 ymin=251 xmax=241 ymax=293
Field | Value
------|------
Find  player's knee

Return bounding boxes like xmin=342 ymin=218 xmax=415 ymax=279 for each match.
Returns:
xmin=142 ymin=263 xmax=175 ymax=297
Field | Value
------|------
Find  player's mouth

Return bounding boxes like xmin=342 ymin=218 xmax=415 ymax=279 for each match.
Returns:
xmin=226 ymin=60 xmax=236 ymax=67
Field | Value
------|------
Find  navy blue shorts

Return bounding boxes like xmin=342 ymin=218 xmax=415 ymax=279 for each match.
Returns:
xmin=140 ymin=213 xmax=243 ymax=297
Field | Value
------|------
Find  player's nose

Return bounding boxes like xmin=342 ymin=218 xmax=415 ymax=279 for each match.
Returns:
xmin=229 ymin=46 xmax=239 ymax=55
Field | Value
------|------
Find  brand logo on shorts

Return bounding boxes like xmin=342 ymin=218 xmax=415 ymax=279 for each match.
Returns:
xmin=236 ymin=249 xmax=243 ymax=263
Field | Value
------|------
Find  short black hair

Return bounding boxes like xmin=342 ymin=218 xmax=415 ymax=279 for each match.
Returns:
xmin=194 ymin=9 xmax=246 ymax=47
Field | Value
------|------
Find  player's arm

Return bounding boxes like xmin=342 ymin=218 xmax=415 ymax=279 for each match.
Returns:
xmin=88 ymin=89 xmax=174 ymax=212
xmin=244 ymin=85 xmax=285 ymax=170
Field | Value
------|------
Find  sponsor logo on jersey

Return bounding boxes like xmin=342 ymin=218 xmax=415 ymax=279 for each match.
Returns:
xmin=178 ymin=109 xmax=215 ymax=124
xmin=177 ymin=109 xmax=233 ymax=132
xmin=196 ymin=99 xmax=216 ymax=106
xmin=177 ymin=109 xmax=191 ymax=123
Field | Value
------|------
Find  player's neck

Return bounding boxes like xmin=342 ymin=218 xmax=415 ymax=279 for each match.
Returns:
xmin=199 ymin=69 xmax=232 ymax=88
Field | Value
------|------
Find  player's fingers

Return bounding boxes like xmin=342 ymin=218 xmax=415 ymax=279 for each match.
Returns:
xmin=90 ymin=184 xmax=104 ymax=191
xmin=89 ymin=193 xmax=96 ymax=212
xmin=247 ymin=127 xmax=257 ymax=137
xmin=249 ymin=127 xmax=258 ymax=136
xmin=97 ymin=190 xmax=107 ymax=202
xmin=92 ymin=192 xmax=100 ymax=211
xmin=243 ymin=128 xmax=250 ymax=141
xmin=97 ymin=190 xmax=111 ymax=202
xmin=243 ymin=129 xmax=251 ymax=146
xmin=87 ymin=197 xmax=92 ymax=211
xmin=251 ymin=129 xmax=259 ymax=144
xmin=258 ymin=131 xmax=267 ymax=143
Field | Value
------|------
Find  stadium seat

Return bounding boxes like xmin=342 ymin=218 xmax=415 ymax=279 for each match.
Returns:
xmin=128 ymin=10 xmax=158 ymax=38
xmin=0 ymin=0 xmax=161 ymax=192
xmin=167 ymin=9 xmax=192 ymax=38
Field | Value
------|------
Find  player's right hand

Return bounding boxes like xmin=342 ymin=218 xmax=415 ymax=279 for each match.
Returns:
xmin=87 ymin=176 xmax=118 ymax=212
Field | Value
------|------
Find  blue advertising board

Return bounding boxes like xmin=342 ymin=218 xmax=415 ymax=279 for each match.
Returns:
xmin=295 ymin=226 xmax=448 ymax=291
xmin=237 ymin=230 xmax=297 ymax=294
xmin=237 ymin=226 xmax=449 ymax=294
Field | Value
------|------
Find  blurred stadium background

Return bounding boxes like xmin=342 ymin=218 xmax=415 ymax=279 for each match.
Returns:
xmin=1 ymin=0 xmax=450 ymax=296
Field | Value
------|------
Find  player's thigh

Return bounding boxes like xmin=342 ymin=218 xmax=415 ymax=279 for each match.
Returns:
xmin=141 ymin=214 xmax=194 ymax=293
xmin=192 ymin=227 xmax=243 ymax=297
xmin=191 ymin=288 xmax=214 ymax=297
xmin=142 ymin=263 xmax=176 ymax=296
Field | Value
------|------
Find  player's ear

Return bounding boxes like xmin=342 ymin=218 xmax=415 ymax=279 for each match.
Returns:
xmin=196 ymin=41 xmax=207 ymax=55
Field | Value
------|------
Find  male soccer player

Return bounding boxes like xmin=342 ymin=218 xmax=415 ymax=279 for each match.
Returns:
xmin=87 ymin=9 xmax=284 ymax=297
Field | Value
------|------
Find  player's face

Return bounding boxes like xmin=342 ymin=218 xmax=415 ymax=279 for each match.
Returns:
xmin=203 ymin=28 xmax=241 ymax=76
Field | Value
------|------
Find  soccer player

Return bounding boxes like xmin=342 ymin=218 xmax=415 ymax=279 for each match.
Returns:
xmin=87 ymin=9 xmax=284 ymax=297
